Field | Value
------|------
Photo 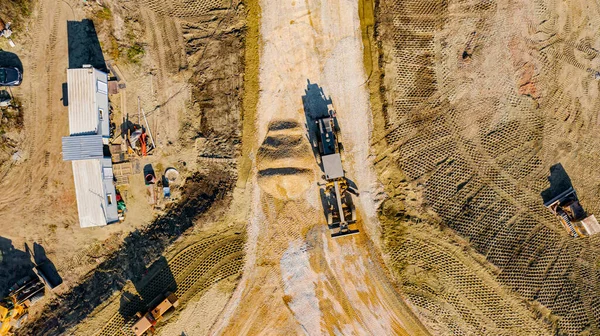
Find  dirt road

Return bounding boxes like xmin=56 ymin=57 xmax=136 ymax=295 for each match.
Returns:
xmin=0 ymin=1 xmax=87 ymax=293
xmin=212 ymin=0 xmax=429 ymax=334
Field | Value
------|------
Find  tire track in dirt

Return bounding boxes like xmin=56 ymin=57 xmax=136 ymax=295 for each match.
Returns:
xmin=96 ymin=235 xmax=244 ymax=336
xmin=0 ymin=2 xmax=66 ymax=212
xmin=18 ymin=170 xmax=237 ymax=336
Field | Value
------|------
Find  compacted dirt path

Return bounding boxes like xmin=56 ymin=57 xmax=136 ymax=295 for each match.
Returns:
xmin=212 ymin=0 xmax=429 ymax=334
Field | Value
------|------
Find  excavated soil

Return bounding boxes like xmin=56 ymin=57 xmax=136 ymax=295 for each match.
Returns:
xmin=374 ymin=0 xmax=600 ymax=335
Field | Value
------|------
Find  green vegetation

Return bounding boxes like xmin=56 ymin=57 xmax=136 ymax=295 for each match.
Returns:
xmin=0 ymin=0 xmax=33 ymax=31
xmin=95 ymin=6 xmax=112 ymax=21
xmin=127 ymin=43 xmax=145 ymax=64
xmin=0 ymin=98 xmax=24 ymax=141
xmin=109 ymin=35 xmax=120 ymax=60
xmin=15 ymin=0 xmax=31 ymax=17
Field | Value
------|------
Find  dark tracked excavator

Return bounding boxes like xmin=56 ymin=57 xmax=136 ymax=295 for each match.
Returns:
xmin=312 ymin=110 xmax=359 ymax=238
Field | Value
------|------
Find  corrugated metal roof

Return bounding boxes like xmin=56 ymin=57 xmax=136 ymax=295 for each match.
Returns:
xmin=67 ymin=67 xmax=109 ymax=136
xmin=62 ymin=135 xmax=103 ymax=161
xmin=71 ymin=158 xmax=119 ymax=228
xmin=66 ymin=67 xmax=117 ymax=228
xmin=72 ymin=160 xmax=108 ymax=227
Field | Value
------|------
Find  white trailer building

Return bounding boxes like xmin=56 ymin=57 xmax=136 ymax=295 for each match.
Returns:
xmin=62 ymin=65 xmax=118 ymax=228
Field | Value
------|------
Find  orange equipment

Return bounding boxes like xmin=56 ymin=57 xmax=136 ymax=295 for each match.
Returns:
xmin=131 ymin=293 xmax=179 ymax=336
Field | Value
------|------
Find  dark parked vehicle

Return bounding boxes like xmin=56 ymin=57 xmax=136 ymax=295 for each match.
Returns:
xmin=0 ymin=67 xmax=22 ymax=86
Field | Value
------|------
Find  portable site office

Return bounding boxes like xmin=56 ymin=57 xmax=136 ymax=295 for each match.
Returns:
xmin=61 ymin=66 xmax=118 ymax=228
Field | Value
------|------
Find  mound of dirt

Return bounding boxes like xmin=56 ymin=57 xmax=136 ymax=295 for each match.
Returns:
xmin=257 ymin=170 xmax=313 ymax=199
xmin=256 ymin=120 xmax=315 ymax=199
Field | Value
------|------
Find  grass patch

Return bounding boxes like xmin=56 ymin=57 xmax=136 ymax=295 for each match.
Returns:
xmin=15 ymin=0 xmax=32 ymax=17
xmin=126 ymin=43 xmax=145 ymax=64
xmin=95 ymin=6 xmax=112 ymax=22
xmin=0 ymin=0 xmax=32 ymax=31
xmin=109 ymin=35 xmax=120 ymax=60
xmin=0 ymin=98 xmax=24 ymax=139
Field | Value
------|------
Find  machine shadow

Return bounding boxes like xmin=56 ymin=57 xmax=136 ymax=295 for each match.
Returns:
xmin=0 ymin=51 xmax=23 ymax=73
xmin=0 ymin=237 xmax=35 ymax=297
xmin=67 ymin=20 xmax=107 ymax=71
xmin=302 ymin=79 xmax=334 ymax=173
xmin=22 ymin=170 xmax=233 ymax=335
xmin=540 ymin=163 xmax=573 ymax=203
xmin=118 ymin=256 xmax=177 ymax=327
xmin=31 ymin=242 xmax=63 ymax=289
xmin=61 ymin=82 xmax=68 ymax=106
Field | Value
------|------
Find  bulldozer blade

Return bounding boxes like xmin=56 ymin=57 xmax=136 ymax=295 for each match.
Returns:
xmin=331 ymin=229 xmax=359 ymax=238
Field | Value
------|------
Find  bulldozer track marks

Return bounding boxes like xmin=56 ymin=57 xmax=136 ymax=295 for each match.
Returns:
xmin=377 ymin=0 xmax=600 ymax=334
xmin=97 ymin=235 xmax=244 ymax=336
xmin=198 ymin=156 xmax=236 ymax=164
xmin=139 ymin=0 xmax=228 ymax=19
xmin=44 ymin=151 xmax=50 ymax=167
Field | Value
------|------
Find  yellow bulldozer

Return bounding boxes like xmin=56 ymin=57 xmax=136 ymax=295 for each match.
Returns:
xmin=131 ymin=292 xmax=179 ymax=336
xmin=0 ymin=276 xmax=45 ymax=336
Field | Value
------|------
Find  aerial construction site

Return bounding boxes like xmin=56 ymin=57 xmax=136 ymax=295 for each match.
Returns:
xmin=0 ymin=0 xmax=599 ymax=335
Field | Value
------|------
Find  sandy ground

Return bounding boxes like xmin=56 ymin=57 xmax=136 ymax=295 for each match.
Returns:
xmin=4 ymin=0 xmax=598 ymax=334
xmin=0 ymin=0 xmax=185 ymax=302
xmin=0 ymin=0 xmax=248 ymax=333
xmin=371 ymin=0 xmax=600 ymax=334
xmin=211 ymin=0 xmax=429 ymax=334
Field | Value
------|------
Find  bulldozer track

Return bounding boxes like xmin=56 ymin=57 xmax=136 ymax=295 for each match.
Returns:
xmin=96 ymin=235 xmax=244 ymax=336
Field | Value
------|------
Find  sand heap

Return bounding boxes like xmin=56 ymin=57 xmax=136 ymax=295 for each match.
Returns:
xmin=256 ymin=120 xmax=315 ymax=199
